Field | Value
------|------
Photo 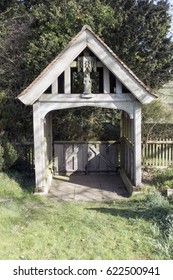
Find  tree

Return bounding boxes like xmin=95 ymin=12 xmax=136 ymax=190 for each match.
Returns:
xmin=105 ymin=0 xmax=173 ymax=88
xmin=0 ymin=2 xmax=33 ymax=141
xmin=21 ymin=0 xmax=173 ymax=88
xmin=142 ymin=100 xmax=173 ymax=141
xmin=0 ymin=0 xmax=173 ymax=142
xmin=52 ymin=108 xmax=120 ymax=141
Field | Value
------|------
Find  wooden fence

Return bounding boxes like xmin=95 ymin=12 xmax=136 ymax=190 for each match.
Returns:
xmin=54 ymin=141 xmax=120 ymax=174
xmin=14 ymin=142 xmax=34 ymax=172
xmin=142 ymin=139 xmax=173 ymax=167
xmin=13 ymin=139 xmax=173 ymax=173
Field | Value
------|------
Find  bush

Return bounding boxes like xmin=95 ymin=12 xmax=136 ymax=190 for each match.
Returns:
xmin=165 ymin=214 xmax=173 ymax=237
xmin=0 ymin=138 xmax=18 ymax=170
xmin=144 ymin=167 xmax=173 ymax=192
xmin=0 ymin=143 xmax=5 ymax=170
xmin=155 ymin=212 xmax=173 ymax=259
xmin=145 ymin=191 xmax=170 ymax=227
xmin=145 ymin=191 xmax=173 ymax=258
xmin=145 ymin=191 xmax=169 ymax=209
xmin=155 ymin=167 xmax=173 ymax=192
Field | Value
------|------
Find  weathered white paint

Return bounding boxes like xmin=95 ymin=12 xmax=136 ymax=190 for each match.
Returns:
xmin=18 ymin=26 xmax=156 ymax=105
xmin=33 ymin=102 xmax=46 ymax=192
xmin=33 ymin=106 xmax=53 ymax=194
xmin=103 ymin=67 xmax=110 ymax=93
xmin=64 ymin=67 xmax=71 ymax=94
xmin=86 ymin=30 xmax=155 ymax=104
xmin=54 ymin=141 xmax=119 ymax=173
xmin=133 ymin=101 xmax=141 ymax=187
xmin=116 ymin=78 xmax=122 ymax=94
xmin=38 ymin=103 xmax=134 ymax=120
xmin=39 ymin=93 xmax=134 ymax=102
xmin=17 ymin=26 xmax=157 ymax=194
xmin=46 ymin=112 xmax=53 ymax=165
xmin=52 ymin=79 xmax=58 ymax=94
xmin=38 ymin=93 xmax=135 ymax=119
xmin=120 ymin=111 xmax=135 ymax=187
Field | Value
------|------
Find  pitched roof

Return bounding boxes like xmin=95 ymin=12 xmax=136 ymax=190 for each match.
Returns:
xmin=17 ymin=25 xmax=156 ymax=105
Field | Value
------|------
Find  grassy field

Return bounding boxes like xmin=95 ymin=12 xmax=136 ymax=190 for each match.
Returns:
xmin=0 ymin=171 xmax=173 ymax=260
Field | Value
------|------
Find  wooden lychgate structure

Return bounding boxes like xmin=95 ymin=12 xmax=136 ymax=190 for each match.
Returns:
xmin=17 ymin=25 xmax=156 ymax=194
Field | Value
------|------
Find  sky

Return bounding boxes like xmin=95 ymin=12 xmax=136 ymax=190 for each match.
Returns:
xmin=168 ymin=0 xmax=173 ymax=35
xmin=169 ymin=0 xmax=173 ymax=14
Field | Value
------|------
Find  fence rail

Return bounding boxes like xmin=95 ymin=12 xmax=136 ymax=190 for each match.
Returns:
xmin=54 ymin=141 xmax=120 ymax=173
xmin=142 ymin=139 xmax=173 ymax=167
xmin=13 ymin=139 xmax=173 ymax=173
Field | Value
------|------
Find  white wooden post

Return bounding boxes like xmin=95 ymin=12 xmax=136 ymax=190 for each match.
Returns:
xmin=52 ymin=79 xmax=58 ymax=94
xmin=130 ymin=118 xmax=134 ymax=181
xmin=47 ymin=112 xmax=53 ymax=165
xmin=44 ymin=113 xmax=52 ymax=167
xmin=64 ymin=67 xmax=71 ymax=94
xmin=120 ymin=111 xmax=125 ymax=169
xmin=33 ymin=102 xmax=46 ymax=192
xmin=116 ymin=78 xmax=122 ymax=94
xmin=133 ymin=101 xmax=141 ymax=187
xmin=103 ymin=67 xmax=110 ymax=93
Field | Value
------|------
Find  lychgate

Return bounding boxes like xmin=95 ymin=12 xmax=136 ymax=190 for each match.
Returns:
xmin=17 ymin=25 xmax=156 ymax=194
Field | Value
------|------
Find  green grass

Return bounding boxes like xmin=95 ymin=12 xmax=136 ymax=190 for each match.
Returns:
xmin=0 ymin=171 xmax=173 ymax=260
xmin=143 ymin=166 xmax=173 ymax=192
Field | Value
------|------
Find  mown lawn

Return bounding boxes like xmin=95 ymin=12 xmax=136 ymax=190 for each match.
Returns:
xmin=0 ymin=171 xmax=173 ymax=260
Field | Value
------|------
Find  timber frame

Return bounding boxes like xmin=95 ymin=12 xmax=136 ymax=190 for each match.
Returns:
xmin=17 ymin=25 xmax=156 ymax=194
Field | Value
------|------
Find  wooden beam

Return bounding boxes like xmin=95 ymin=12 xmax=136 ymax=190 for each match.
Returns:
xmin=46 ymin=112 xmax=53 ymax=164
xmin=64 ymin=67 xmax=71 ymax=94
xmin=133 ymin=101 xmax=142 ymax=187
xmin=70 ymin=61 xmax=103 ymax=68
xmin=103 ymin=67 xmax=110 ymax=93
xmin=18 ymin=30 xmax=87 ymax=104
xmin=40 ymin=93 xmax=134 ymax=102
xmin=52 ymin=79 xmax=58 ymax=94
xmin=37 ymin=99 xmax=134 ymax=121
xmin=116 ymin=78 xmax=122 ymax=94
xmin=33 ymin=102 xmax=46 ymax=192
xmin=86 ymin=30 xmax=155 ymax=104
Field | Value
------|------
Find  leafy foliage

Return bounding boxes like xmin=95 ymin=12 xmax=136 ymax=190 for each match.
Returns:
xmin=145 ymin=191 xmax=169 ymax=209
xmin=143 ymin=190 xmax=173 ymax=258
xmin=0 ymin=91 xmax=33 ymax=141
xmin=52 ymin=108 xmax=120 ymax=141
xmin=21 ymin=0 xmax=173 ymax=88
xmin=106 ymin=0 xmax=173 ymax=88
xmin=142 ymin=100 xmax=173 ymax=140
xmin=153 ymin=166 xmax=173 ymax=192
xmin=0 ymin=0 xmax=173 ymax=144
xmin=0 ymin=137 xmax=18 ymax=170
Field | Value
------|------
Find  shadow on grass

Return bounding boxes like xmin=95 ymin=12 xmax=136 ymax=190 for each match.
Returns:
xmin=6 ymin=170 xmax=35 ymax=193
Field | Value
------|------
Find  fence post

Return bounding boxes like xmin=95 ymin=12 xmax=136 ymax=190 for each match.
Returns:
xmin=142 ymin=138 xmax=173 ymax=167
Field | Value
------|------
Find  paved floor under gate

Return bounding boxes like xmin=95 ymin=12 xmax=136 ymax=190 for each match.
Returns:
xmin=48 ymin=174 xmax=129 ymax=201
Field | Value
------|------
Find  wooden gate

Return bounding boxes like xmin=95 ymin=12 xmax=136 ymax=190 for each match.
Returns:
xmin=54 ymin=141 xmax=120 ymax=174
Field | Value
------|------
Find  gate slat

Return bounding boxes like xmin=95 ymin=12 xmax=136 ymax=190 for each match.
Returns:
xmin=54 ymin=141 xmax=119 ymax=173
